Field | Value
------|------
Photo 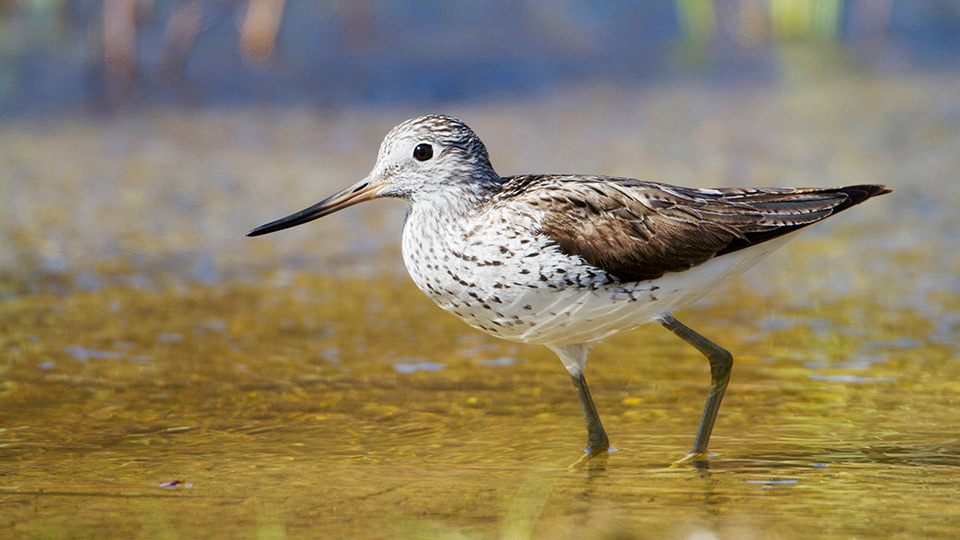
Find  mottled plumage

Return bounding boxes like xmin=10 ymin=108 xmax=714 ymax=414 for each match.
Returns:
xmin=248 ymin=115 xmax=891 ymax=462
xmin=497 ymin=176 xmax=889 ymax=281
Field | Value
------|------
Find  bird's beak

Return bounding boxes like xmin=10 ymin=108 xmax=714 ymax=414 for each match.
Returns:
xmin=247 ymin=177 xmax=389 ymax=237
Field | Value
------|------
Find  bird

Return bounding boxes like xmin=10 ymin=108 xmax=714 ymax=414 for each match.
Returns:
xmin=247 ymin=114 xmax=891 ymax=463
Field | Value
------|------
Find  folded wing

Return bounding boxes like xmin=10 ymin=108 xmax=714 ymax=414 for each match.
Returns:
xmin=498 ymin=176 xmax=891 ymax=282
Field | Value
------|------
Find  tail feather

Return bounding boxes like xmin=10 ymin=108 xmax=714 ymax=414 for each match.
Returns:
xmin=716 ymin=184 xmax=891 ymax=256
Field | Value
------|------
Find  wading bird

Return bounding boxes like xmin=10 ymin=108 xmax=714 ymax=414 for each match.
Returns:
xmin=248 ymin=115 xmax=890 ymax=462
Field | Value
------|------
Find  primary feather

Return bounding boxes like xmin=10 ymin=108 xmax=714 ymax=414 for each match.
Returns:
xmin=496 ymin=176 xmax=891 ymax=282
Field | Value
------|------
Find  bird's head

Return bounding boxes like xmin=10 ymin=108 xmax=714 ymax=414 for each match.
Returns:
xmin=247 ymin=115 xmax=500 ymax=237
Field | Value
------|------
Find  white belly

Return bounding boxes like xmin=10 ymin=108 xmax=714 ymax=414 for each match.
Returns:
xmin=402 ymin=204 xmax=796 ymax=346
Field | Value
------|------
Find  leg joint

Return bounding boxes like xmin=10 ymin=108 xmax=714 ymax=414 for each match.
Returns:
xmin=711 ymin=347 xmax=733 ymax=370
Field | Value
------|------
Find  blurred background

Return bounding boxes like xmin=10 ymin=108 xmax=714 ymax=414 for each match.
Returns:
xmin=2 ymin=1 xmax=959 ymax=113
xmin=1 ymin=0 xmax=958 ymax=294
xmin=2 ymin=2 xmax=960 ymax=539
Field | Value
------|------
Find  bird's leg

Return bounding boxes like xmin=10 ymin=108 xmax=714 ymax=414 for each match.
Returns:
xmin=657 ymin=313 xmax=733 ymax=463
xmin=570 ymin=371 xmax=610 ymax=454
xmin=547 ymin=344 xmax=610 ymax=455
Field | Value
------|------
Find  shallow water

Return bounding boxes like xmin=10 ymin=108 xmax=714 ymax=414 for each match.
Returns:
xmin=2 ymin=74 xmax=960 ymax=539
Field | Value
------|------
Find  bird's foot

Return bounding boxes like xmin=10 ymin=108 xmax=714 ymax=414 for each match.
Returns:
xmin=568 ymin=445 xmax=615 ymax=472
xmin=668 ymin=450 xmax=714 ymax=469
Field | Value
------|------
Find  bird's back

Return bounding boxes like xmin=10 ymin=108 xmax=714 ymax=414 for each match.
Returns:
xmin=494 ymin=176 xmax=891 ymax=282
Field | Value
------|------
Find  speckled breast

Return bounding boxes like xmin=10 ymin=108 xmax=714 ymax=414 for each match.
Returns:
xmin=400 ymin=204 xmax=667 ymax=345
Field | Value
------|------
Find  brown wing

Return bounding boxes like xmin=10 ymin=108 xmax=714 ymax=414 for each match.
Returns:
xmin=498 ymin=176 xmax=891 ymax=282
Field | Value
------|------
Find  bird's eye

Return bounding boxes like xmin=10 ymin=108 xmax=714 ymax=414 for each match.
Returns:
xmin=413 ymin=143 xmax=433 ymax=161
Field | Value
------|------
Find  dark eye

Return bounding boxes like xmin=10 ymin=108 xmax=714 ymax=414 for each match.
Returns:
xmin=413 ymin=143 xmax=433 ymax=161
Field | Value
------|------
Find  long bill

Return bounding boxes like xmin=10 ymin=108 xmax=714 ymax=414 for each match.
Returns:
xmin=246 ymin=177 xmax=388 ymax=237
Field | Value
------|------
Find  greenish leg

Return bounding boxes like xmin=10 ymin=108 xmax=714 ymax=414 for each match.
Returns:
xmin=548 ymin=343 xmax=611 ymax=456
xmin=570 ymin=371 xmax=610 ymax=455
xmin=658 ymin=313 xmax=733 ymax=457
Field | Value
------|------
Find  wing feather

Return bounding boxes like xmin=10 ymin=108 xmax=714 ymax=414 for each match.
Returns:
xmin=495 ymin=176 xmax=891 ymax=282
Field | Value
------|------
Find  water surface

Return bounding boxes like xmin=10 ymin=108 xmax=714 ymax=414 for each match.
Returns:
xmin=2 ymin=74 xmax=959 ymax=539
